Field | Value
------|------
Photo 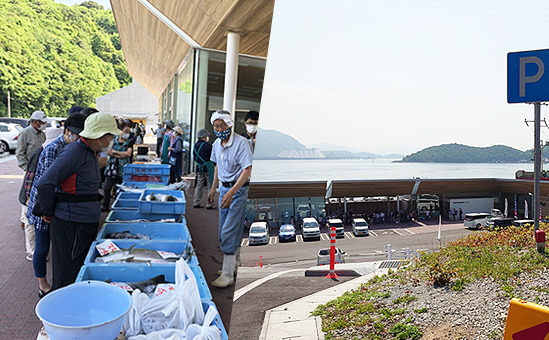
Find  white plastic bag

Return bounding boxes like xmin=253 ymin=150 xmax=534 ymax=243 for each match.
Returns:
xmin=186 ymin=306 xmax=222 ymax=340
xmin=174 ymin=258 xmax=205 ymax=327
xmin=127 ymin=329 xmax=187 ymax=340
xmin=124 ymin=289 xmax=150 ymax=337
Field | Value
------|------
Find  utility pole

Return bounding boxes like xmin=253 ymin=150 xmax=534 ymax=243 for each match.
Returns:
xmin=7 ymin=90 xmax=11 ymax=118
xmin=534 ymin=102 xmax=541 ymax=231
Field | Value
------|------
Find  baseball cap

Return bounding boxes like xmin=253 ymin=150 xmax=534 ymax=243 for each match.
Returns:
xmin=79 ymin=112 xmax=122 ymax=139
xmin=30 ymin=111 xmax=47 ymax=123
xmin=64 ymin=113 xmax=86 ymax=135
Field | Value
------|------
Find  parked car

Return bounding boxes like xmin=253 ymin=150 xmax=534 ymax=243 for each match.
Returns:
xmin=317 ymin=247 xmax=347 ymax=266
xmin=0 ymin=117 xmax=29 ymax=128
xmin=302 ymin=217 xmax=320 ymax=240
xmin=248 ymin=222 xmax=269 ymax=245
xmin=278 ymin=224 xmax=296 ymax=242
xmin=464 ymin=213 xmax=496 ymax=229
xmin=351 ymin=218 xmax=369 ymax=236
xmin=0 ymin=122 xmax=23 ymax=154
xmin=327 ymin=218 xmax=345 ymax=238
xmin=486 ymin=217 xmax=515 ymax=231
xmin=512 ymin=219 xmax=535 ymax=228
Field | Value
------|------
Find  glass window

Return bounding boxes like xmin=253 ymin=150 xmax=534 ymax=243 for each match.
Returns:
xmin=176 ymin=53 xmax=195 ymax=173
xmin=310 ymin=197 xmax=326 ymax=220
xmin=277 ymin=198 xmax=294 ymax=225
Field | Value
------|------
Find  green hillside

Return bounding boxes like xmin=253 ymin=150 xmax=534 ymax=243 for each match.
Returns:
xmin=0 ymin=0 xmax=130 ymax=117
xmin=402 ymin=143 xmax=531 ymax=163
xmin=254 ymin=128 xmax=308 ymax=159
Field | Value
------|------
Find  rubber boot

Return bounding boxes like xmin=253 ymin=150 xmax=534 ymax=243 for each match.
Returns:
xmin=212 ymin=254 xmax=236 ymax=288
xmin=217 ymin=247 xmax=240 ymax=278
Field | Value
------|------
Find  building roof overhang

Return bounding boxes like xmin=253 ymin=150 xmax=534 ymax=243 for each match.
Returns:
xmin=111 ymin=0 xmax=274 ymax=97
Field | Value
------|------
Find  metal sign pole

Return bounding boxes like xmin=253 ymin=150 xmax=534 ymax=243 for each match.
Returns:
xmin=535 ymin=102 xmax=541 ymax=231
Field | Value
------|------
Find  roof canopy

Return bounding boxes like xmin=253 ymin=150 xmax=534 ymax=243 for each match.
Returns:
xmin=111 ymin=0 xmax=274 ymax=97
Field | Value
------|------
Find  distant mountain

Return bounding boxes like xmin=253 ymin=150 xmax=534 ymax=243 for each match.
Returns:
xmin=401 ymin=144 xmax=531 ymax=163
xmin=254 ymin=128 xmax=307 ymax=159
xmin=307 ymin=143 xmax=358 ymax=153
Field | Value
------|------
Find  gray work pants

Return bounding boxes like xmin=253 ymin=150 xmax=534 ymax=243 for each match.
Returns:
xmin=193 ymin=171 xmax=212 ymax=207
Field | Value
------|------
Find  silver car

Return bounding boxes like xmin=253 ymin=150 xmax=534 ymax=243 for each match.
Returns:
xmin=317 ymin=247 xmax=346 ymax=266
xmin=249 ymin=222 xmax=269 ymax=245
xmin=0 ymin=123 xmax=22 ymax=154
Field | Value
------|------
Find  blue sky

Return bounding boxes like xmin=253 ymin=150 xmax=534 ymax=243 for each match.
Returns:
xmin=259 ymin=0 xmax=549 ymax=154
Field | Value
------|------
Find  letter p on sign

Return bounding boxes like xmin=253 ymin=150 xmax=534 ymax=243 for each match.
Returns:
xmin=508 ymin=49 xmax=549 ymax=103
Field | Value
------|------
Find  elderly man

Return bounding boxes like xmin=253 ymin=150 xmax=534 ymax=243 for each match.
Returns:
xmin=16 ymin=110 xmax=48 ymax=261
xmin=208 ymin=109 xmax=253 ymax=288
xmin=37 ymin=112 xmax=121 ymax=289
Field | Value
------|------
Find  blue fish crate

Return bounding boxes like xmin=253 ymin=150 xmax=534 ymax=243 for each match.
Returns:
xmin=201 ymin=300 xmax=229 ymax=340
xmin=116 ymin=192 xmax=141 ymax=200
xmin=97 ymin=221 xmax=191 ymax=242
xmin=85 ymin=239 xmax=199 ymax=266
xmin=121 ymin=181 xmax=168 ymax=189
xmin=139 ymin=190 xmax=186 ymax=215
xmin=111 ymin=198 xmax=139 ymax=210
xmin=75 ymin=264 xmax=212 ymax=301
xmin=124 ymin=164 xmax=171 ymax=176
xmin=105 ymin=210 xmax=183 ymax=223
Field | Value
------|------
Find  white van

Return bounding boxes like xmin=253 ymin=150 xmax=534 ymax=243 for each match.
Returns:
xmin=302 ymin=217 xmax=320 ymax=240
xmin=464 ymin=213 xmax=494 ymax=229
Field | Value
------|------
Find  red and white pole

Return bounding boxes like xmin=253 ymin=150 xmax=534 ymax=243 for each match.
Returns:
xmin=536 ymin=230 xmax=546 ymax=254
xmin=260 ymin=255 xmax=263 ymax=268
xmin=326 ymin=226 xmax=339 ymax=279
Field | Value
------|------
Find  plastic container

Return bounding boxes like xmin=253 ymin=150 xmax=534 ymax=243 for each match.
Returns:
xmin=121 ymin=181 xmax=168 ymax=189
xmin=124 ymin=163 xmax=170 ymax=176
xmin=76 ymin=264 xmax=212 ymax=301
xmin=123 ymin=174 xmax=170 ymax=184
xmin=84 ymin=240 xmax=199 ymax=266
xmin=139 ymin=190 xmax=186 ymax=214
xmin=116 ymin=192 xmax=141 ymax=200
xmin=111 ymin=198 xmax=139 ymax=210
xmin=201 ymin=300 xmax=229 ymax=340
xmin=35 ymin=281 xmax=131 ymax=340
xmin=105 ymin=210 xmax=183 ymax=223
xmin=96 ymin=221 xmax=191 ymax=242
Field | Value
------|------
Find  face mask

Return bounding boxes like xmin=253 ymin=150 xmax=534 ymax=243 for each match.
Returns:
xmin=214 ymin=127 xmax=232 ymax=140
xmin=39 ymin=122 xmax=47 ymax=131
xmin=121 ymin=133 xmax=130 ymax=139
xmin=66 ymin=132 xmax=79 ymax=143
xmin=246 ymin=124 xmax=258 ymax=134
xmin=100 ymin=137 xmax=114 ymax=152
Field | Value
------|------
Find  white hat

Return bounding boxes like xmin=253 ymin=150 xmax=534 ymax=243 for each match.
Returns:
xmin=210 ymin=109 xmax=234 ymax=127
xmin=30 ymin=111 xmax=47 ymax=123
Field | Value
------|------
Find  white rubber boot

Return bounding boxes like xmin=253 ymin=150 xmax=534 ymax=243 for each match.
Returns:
xmin=212 ymin=254 xmax=236 ymax=288
xmin=217 ymin=248 xmax=240 ymax=278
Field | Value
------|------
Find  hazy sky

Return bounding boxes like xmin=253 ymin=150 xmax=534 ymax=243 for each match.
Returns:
xmin=56 ymin=0 xmax=111 ymax=9
xmin=259 ymin=0 xmax=549 ymax=154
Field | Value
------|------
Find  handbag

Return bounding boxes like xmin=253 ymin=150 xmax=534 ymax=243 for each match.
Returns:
xmin=169 ymin=156 xmax=177 ymax=165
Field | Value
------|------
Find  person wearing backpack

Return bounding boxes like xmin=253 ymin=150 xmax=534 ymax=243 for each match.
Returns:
xmin=25 ymin=113 xmax=86 ymax=298
xmin=192 ymin=129 xmax=215 ymax=209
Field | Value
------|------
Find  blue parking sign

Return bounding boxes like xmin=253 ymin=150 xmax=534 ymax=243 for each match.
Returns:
xmin=508 ymin=49 xmax=549 ymax=103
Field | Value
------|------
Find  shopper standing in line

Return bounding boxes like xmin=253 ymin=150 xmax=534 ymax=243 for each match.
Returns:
xmin=16 ymin=110 xmax=48 ymax=261
xmin=193 ymin=128 xmax=215 ymax=209
xmin=168 ymin=126 xmax=184 ymax=183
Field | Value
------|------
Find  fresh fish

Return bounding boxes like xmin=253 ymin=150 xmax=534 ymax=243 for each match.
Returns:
xmin=107 ymin=275 xmax=169 ymax=298
xmin=95 ymin=244 xmax=193 ymax=264
xmin=106 ymin=231 xmax=151 ymax=240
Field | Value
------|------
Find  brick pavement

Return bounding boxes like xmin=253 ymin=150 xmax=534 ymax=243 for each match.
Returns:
xmin=0 ymin=156 xmax=237 ymax=339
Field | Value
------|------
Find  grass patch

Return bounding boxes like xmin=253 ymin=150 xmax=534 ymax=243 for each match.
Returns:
xmin=393 ymin=295 xmax=418 ymax=305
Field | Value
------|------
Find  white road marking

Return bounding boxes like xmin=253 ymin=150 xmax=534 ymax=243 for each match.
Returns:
xmin=296 ymin=235 xmax=303 ymax=242
xmin=241 ymin=239 xmax=249 ymax=247
xmin=369 ymin=231 xmax=378 ymax=237
xmin=345 ymin=232 xmax=355 ymax=238
xmin=269 ymin=237 xmax=277 ymax=245
xmin=392 ymin=229 xmax=403 ymax=236
xmin=320 ymin=234 xmax=330 ymax=241
xmin=404 ymin=229 xmax=415 ymax=235
xmin=234 ymin=269 xmax=303 ymax=301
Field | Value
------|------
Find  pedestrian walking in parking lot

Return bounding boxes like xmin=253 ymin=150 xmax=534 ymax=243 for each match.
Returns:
xmin=16 ymin=110 xmax=48 ymax=261
xmin=37 ymin=112 xmax=121 ymax=290
xmin=208 ymin=109 xmax=253 ymax=288
xmin=193 ymin=128 xmax=215 ymax=208
xmin=26 ymin=113 xmax=86 ymax=298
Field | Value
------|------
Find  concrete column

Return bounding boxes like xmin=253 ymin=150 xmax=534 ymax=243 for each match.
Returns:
xmin=397 ymin=195 xmax=400 ymax=211
xmin=223 ymin=32 xmax=240 ymax=117
xmin=344 ymin=196 xmax=347 ymax=214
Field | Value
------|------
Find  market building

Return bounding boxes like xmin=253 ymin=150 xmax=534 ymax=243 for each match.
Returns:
xmin=111 ymin=0 xmax=274 ymax=172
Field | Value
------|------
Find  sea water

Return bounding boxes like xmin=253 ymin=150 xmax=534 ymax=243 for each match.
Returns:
xmin=250 ymin=159 xmax=537 ymax=182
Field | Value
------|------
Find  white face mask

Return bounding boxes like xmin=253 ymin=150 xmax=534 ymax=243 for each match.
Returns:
xmin=100 ymin=138 xmax=114 ymax=153
xmin=65 ymin=132 xmax=79 ymax=143
xmin=39 ymin=122 xmax=47 ymax=131
xmin=121 ymin=133 xmax=130 ymax=140
xmin=246 ymin=124 xmax=258 ymax=134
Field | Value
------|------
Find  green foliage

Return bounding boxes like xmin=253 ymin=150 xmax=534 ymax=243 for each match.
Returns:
xmin=393 ymin=295 xmax=418 ymax=305
xmin=0 ymin=0 xmax=130 ymax=117
xmin=402 ymin=143 xmax=530 ymax=163
xmin=389 ymin=321 xmax=422 ymax=340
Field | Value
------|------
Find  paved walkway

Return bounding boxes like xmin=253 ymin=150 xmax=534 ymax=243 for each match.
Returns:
xmin=0 ymin=155 xmax=235 ymax=339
